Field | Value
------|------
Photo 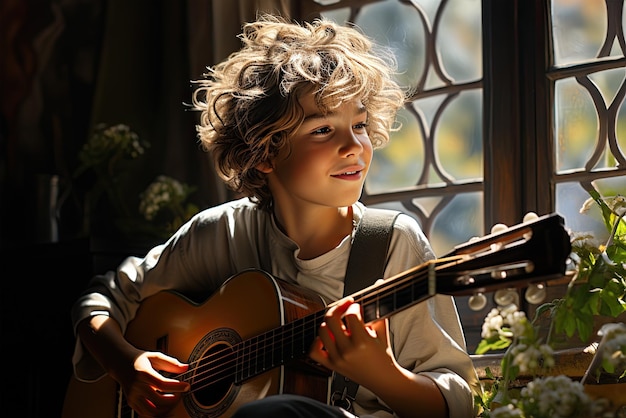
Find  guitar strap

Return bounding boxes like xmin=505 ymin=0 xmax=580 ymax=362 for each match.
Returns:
xmin=330 ymin=207 xmax=400 ymax=412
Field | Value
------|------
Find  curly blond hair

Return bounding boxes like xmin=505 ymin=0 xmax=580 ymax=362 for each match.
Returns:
xmin=190 ymin=13 xmax=405 ymax=210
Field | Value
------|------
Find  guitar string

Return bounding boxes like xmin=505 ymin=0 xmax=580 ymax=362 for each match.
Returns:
xmin=170 ymin=265 xmax=437 ymax=396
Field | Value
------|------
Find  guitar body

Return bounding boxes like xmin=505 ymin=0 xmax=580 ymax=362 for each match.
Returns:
xmin=62 ymin=269 xmax=330 ymax=418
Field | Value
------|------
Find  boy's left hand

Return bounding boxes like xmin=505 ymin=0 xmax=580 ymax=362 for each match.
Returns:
xmin=309 ymin=296 xmax=397 ymax=385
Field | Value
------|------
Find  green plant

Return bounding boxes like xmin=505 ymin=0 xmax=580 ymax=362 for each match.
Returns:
xmin=475 ymin=303 xmax=558 ymax=414
xmin=474 ymin=189 xmax=626 ymax=417
xmin=474 ymin=303 xmax=614 ymax=418
xmin=138 ymin=175 xmax=198 ymax=237
xmin=75 ymin=123 xmax=198 ymax=239
xmin=543 ymin=189 xmax=626 ymax=345
xmin=75 ymin=123 xmax=150 ymax=219
xmin=585 ymin=322 xmax=626 ymax=383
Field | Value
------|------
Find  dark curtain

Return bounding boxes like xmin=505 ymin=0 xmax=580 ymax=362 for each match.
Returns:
xmin=0 ymin=0 xmax=300 ymax=247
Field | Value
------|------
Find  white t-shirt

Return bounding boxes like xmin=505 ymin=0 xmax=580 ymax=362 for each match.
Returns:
xmin=71 ymin=197 xmax=479 ymax=417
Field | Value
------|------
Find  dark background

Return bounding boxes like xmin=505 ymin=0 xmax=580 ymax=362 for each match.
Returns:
xmin=0 ymin=1 xmax=218 ymax=416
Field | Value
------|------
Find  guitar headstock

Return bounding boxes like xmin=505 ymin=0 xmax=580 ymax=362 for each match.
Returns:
xmin=435 ymin=213 xmax=572 ymax=296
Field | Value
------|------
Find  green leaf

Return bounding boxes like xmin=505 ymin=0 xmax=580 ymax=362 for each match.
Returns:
xmin=576 ymin=315 xmax=594 ymax=342
xmin=532 ymin=301 xmax=557 ymax=323
xmin=587 ymin=188 xmax=615 ymax=232
xmin=601 ymin=296 xmax=626 ymax=318
xmin=562 ymin=315 xmax=577 ymax=337
xmin=609 ymin=241 xmax=626 ymax=264
xmin=475 ymin=337 xmax=512 ymax=355
xmin=600 ymin=356 xmax=616 ymax=377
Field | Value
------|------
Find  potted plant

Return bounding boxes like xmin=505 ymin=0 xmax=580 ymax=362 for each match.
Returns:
xmin=74 ymin=123 xmax=198 ymax=241
xmin=473 ymin=188 xmax=626 ymax=417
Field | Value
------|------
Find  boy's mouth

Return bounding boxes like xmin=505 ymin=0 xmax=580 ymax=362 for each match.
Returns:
xmin=332 ymin=170 xmax=363 ymax=179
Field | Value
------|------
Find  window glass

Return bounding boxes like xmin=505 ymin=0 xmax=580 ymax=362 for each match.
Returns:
xmin=367 ymin=107 xmax=425 ymax=192
xmin=554 ymin=78 xmax=598 ymax=173
xmin=435 ymin=90 xmax=483 ymax=181
xmin=556 ymin=179 xmax=626 ymax=244
xmin=551 ymin=0 xmax=610 ymax=65
xmin=437 ymin=0 xmax=483 ymax=83
xmin=429 ymin=192 xmax=483 ymax=254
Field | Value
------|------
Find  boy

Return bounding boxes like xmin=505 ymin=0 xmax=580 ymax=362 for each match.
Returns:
xmin=71 ymin=13 xmax=478 ymax=418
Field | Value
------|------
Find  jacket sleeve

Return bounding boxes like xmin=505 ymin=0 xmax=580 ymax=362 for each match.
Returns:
xmin=70 ymin=207 xmax=238 ymax=381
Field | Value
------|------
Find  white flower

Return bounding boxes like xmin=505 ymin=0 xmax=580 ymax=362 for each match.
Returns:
xmin=490 ymin=404 xmax=524 ymax=418
xmin=504 ymin=309 xmax=527 ymax=337
xmin=578 ymin=194 xmax=625 ymax=224
xmin=481 ymin=307 xmax=506 ymax=339
xmin=139 ymin=175 xmax=190 ymax=221
xmin=605 ymin=195 xmax=626 ymax=217
xmin=510 ymin=343 xmax=554 ymax=374
xmin=597 ymin=323 xmax=626 ymax=375
xmin=480 ymin=304 xmax=527 ymax=340
xmin=579 ymin=197 xmax=596 ymax=214
xmin=539 ymin=344 xmax=555 ymax=369
xmin=78 ymin=123 xmax=149 ymax=168
xmin=512 ymin=345 xmax=535 ymax=373
xmin=519 ymin=375 xmax=597 ymax=418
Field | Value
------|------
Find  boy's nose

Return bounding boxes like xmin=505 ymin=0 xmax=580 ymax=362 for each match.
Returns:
xmin=339 ymin=131 xmax=364 ymax=157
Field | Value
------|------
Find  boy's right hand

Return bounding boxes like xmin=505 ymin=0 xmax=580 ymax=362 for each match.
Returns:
xmin=117 ymin=350 xmax=190 ymax=417
xmin=78 ymin=316 xmax=190 ymax=416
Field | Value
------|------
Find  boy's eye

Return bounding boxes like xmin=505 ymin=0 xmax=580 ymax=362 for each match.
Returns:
xmin=312 ymin=126 xmax=332 ymax=135
xmin=309 ymin=122 xmax=368 ymax=135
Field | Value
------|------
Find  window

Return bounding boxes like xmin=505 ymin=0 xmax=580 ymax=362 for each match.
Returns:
xmin=303 ymin=0 xmax=626 ymax=350
xmin=550 ymin=0 xmax=626 ymax=242
xmin=320 ymin=0 xmax=485 ymax=255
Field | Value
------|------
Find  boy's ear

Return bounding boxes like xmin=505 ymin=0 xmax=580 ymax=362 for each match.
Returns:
xmin=256 ymin=161 xmax=273 ymax=173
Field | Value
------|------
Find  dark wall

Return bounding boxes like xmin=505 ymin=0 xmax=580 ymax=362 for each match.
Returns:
xmin=0 ymin=1 xmax=194 ymax=415
xmin=1 ymin=0 xmax=108 ymax=247
xmin=1 ymin=2 xmax=107 ymax=415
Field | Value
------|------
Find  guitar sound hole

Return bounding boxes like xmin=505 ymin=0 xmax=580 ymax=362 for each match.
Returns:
xmin=191 ymin=342 xmax=236 ymax=407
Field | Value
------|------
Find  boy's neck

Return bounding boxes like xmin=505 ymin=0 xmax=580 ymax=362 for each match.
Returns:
xmin=274 ymin=205 xmax=355 ymax=260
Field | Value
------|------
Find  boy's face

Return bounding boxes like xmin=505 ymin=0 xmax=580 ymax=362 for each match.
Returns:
xmin=261 ymin=92 xmax=373 ymax=210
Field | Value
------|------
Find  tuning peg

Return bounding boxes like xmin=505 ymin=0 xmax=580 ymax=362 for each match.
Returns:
xmin=523 ymin=212 xmax=539 ymax=222
xmin=468 ymin=292 xmax=487 ymax=311
xmin=490 ymin=223 xmax=508 ymax=251
xmin=525 ymin=283 xmax=547 ymax=304
xmin=494 ymin=288 xmax=519 ymax=307
xmin=490 ymin=223 xmax=508 ymax=234
xmin=522 ymin=212 xmax=539 ymax=240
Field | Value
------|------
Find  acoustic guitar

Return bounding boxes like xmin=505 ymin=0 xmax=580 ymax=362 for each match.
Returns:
xmin=62 ymin=213 xmax=571 ymax=418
